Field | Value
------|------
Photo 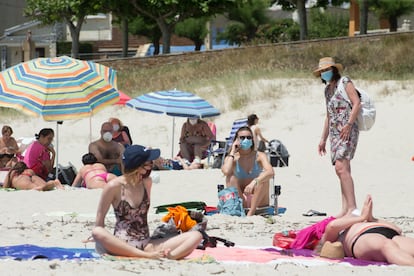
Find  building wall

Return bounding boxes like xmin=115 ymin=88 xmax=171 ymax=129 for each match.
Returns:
xmin=0 ymin=0 xmax=27 ymax=35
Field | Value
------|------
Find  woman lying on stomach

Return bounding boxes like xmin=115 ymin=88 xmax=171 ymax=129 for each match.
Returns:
xmin=3 ymin=161 xmax=64 ymax=191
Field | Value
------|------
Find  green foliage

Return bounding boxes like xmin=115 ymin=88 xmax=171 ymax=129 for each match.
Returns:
xmin=371 ymin=0 xmax=414 ymax=18
xmin=175 ymin=17 xmax=209 ymax=50
xmin=308 ymin=8 xmax=349 ymax=39
xmin=217 ymin=23 xmax=246 ymax=45
xmin=255 ymin=19 xmax=300 ymax=43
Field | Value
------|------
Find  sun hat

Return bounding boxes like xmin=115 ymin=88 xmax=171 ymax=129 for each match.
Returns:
xmin=313 ymin=57 xmax=343 ymax=77
xmin=122 ymin=145 xmax=160 ymax=170
xmin=319 ymin=241 xmax=345 ymax=259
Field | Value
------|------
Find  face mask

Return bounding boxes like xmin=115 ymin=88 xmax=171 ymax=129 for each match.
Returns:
xmin=189 ymin=119 xmax=198 ymax=125
xmin=102 ymin=132 xmax=113 ymax=142
xmin=240 ymin=138 xmax=253 ymax=150
xmin=321 ymin=70 xmax=333 ymax=82
xmin=112 ymin=124 xmax=120 ymax=132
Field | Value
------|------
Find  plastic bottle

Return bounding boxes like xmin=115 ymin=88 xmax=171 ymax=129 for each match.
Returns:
xmin=273 ymin=185 xmax=281 ymax=215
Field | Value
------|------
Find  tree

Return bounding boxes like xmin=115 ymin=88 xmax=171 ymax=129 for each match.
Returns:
xmin=129 ymin=0 xmax=238 ymax=54
xmin=273 ymin=0 xmax=348 ymax=40
xmin=371 ymin=0 xmax=414 ymax=32
xmin=175 ymin=17 xmax=209 ymax=51
xmin=129 ymin=16 xmax=162 ymax=55
xmin=308 ymin=7 xmax=348 ymax=38
xmin=25 ymin=0 xmax=103 ymax=58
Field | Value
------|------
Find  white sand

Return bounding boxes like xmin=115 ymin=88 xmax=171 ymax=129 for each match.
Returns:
xmin=1 ymin=78 xmax=414 ymax=275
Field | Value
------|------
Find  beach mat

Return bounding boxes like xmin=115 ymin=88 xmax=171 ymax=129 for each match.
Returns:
xmin=0 ymin=244 xmax=98 ymax=260
xmin=187 ymin=246 xmax=389 ymax=266
xmin=154 ymin=201 xmax=207 ymax=214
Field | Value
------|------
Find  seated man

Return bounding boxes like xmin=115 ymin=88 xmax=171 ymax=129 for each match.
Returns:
xmin=72 ymin=153 xmax=117 ymax=189
xmin=319 ymin=194 xmax=414 ymax=266
xmin=179 ymin=117 xmax=214 ymax=162
xmin=88 ymin=122 xmax=124 ymax=176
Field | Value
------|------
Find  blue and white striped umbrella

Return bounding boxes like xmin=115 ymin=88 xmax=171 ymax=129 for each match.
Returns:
xmin=126 ymin=90 xmax=220 ymax=118
xmin=126 ymin=90 xmax=220 ymax=157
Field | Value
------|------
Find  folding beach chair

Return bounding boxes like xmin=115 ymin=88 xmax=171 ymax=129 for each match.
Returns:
xmin=207 ymin=118 xmax=247 ymax=168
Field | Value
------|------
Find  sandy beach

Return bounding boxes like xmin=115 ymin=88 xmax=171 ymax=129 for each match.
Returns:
xmin=1 ymin=78 xmax=414 ymax=275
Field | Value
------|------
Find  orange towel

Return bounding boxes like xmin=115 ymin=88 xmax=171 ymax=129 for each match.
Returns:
xmin=161 ymin=205 xmax=197 ymax=232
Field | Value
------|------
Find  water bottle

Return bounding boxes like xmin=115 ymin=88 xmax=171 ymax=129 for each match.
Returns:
xmin=273 ymin=185 xmax=281 ymax=215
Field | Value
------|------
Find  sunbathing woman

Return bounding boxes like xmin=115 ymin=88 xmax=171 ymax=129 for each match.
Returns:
xmin=3 ymin=161 xmax=64 ymax=191
xmin=72 ymin=153 xmax=116 ymax=189
xmin=221 ymin=126 xmax=274 ymax=216
xmin=319 ymin=194 xmax=414 ymax=266
xmin=92 ymin=145 xmax=202 ymax=259
xmin=0 ymin=125 xmax=19 ymax=168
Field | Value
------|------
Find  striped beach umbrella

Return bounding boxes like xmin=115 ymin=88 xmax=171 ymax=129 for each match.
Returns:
xmin=126 ymin=89 xmax=220 ymax=118
xmin=0 ymin=56 xmax=120 ymax=178
xmin=126 ymin=89 xmax=220 ymax=156
xmin=0 ymin=56 xmax=119 ymax=121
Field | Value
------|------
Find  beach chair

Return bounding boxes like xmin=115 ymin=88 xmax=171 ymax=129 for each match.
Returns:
xmin=207 ymin=118 xmax=248 ymax=168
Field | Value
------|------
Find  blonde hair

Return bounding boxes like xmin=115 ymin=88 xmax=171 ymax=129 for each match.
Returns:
xmin=108 ymin=117 xmax=124 ymax=128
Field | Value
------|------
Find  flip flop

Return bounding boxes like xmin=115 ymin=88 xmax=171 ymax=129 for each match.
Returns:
xmin=302 ymin=209 xmax=327 ymax=217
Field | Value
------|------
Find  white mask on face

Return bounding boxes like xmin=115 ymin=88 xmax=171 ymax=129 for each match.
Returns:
xmin=102 ymin=132 xmax=113 ymax=142
xmin=112 ymin=124 xmax=120 ymax=132
xmin=189 ymin=119 xmax=198 ymax=125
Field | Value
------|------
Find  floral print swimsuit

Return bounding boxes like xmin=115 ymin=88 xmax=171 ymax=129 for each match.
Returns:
xmin=113 ymin=185 xmax=150 ymax=250
xmin=325 ymin=77 xmax=359 ymax=165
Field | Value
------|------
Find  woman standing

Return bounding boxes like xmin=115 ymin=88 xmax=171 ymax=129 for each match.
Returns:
xmin=221 ymin=126 xmax=274 ymax=216
xmin=92 ymin=145 xmax=202 ymax=259
xmin=314 ymin=57 xmax=361 ymax=217
xmin=23 ymin=128 xmax=55 ymax=180
xmin=247 ymin=114 xmax=269 ymax=152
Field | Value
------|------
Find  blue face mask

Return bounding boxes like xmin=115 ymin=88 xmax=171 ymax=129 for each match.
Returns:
xmin=321 ymin=70 xmax=333 ymax=82
xmin=240 ymin=138 xmax=253 ymax=150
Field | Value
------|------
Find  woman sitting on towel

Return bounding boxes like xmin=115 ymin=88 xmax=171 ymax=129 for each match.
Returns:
xmin=92 ymin=145 xmax=202 ymax=259
xmin=72 ymin=153 xmax=116 ymax=189
xmin=0 ymin=125 xmax=19 ymax=168
xmin=23 ymin=128 xmax=55 ymax=180
xmin=221 ymin=126 xmax=274 ymax=216
xmin=3 ymin=161 xmax=64 ymax=191
xmin=318 ymin=194 xmax=414 ymax=266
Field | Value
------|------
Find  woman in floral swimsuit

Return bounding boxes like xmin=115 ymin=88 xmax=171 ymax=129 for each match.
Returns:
xmin=92 ymin=145 xmax=202 ymax=259
xmin=314 ymin=57 xmax=362 ymax=218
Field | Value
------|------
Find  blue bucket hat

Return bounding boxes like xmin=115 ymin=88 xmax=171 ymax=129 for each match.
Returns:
xmin=122 ymin=145 xmax=160 ymax=170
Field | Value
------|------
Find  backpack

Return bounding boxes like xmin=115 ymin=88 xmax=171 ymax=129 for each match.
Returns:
xmin=217 ymin=186 xmax=246 ymax=216
xmin=338 ymin=77 xmax=376 ymax=131
xmin=122 ymin=126 xmax=133 ymax=144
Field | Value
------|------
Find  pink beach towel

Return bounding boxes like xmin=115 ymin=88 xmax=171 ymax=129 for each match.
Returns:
xmin=290 ymin=216 xmax=336 ymax=249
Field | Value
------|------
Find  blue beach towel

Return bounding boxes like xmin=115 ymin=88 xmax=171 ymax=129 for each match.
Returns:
xmin=0 ymin=244 xmax=98 ymax=260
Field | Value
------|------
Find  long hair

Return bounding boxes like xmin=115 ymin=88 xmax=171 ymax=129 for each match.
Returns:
xmin=232 ymin=126 xmax=255 ymax=150
xmin=4 ymin=161 xmax=28 ymax=188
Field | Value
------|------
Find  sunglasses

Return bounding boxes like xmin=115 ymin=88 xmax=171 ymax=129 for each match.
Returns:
xmin=239 ymin=136 xmax=252 ymax=140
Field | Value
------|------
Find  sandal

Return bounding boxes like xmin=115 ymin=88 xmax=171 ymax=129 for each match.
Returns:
xmin=302 ymin=209 xmax=327 ymax=217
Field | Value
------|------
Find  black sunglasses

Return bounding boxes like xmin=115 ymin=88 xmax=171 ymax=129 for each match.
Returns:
xmin=239 ymin=136 xmax=252 ymax=140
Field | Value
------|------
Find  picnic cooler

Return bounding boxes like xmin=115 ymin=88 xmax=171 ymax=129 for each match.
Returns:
xmin=268 ymin=139 xmax=289 ymax=167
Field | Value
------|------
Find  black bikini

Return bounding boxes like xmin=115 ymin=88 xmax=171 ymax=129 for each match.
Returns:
xmin=351 ymin=226 xmax=400 ymax=258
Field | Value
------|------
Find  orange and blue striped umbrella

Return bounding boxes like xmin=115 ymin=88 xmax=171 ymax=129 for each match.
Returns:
xmin=0 ymin=56 xmax=119 ymax=121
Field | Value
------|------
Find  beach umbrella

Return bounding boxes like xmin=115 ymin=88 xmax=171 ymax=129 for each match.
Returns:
xmin=126 ymin=89 xmax=220 ymax=157
xmin=115 ymin=91 xmax=131 ymax=106
xmin=0 ymin=56 xmax=120 ymax=178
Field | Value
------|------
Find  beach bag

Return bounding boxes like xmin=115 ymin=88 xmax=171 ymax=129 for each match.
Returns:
xmin=338 ymin=77 xmax=376 ymax=131
xmin=272 ymin=230 xmax=297 ymax=249
xmin=217 ymin=186 xmax=246 ymax=217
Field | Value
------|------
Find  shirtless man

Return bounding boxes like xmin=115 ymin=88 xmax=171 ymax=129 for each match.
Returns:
xmin=72 ymin=153 xmax=116 ymax=189
xmin=89 ymin=122 xmax=124 ymax=176
xmin=321 ymin=194 xmax=414 ymax=266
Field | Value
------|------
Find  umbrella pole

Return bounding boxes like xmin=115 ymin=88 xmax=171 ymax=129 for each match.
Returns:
xmin=55 ymin=121 xmax=63 ymax=180
xmin=171 ymin=117 xmax=175 ymax=158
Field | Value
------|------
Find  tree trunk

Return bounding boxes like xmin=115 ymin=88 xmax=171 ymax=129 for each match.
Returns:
xmin=157 ymin=18 xmax=171 ymax=54
xmin=152 ymin=39 xmax=160 ymax=55
xmin=359 ymin=0 xmax=368 ymax=34
xmin=194 ymin=40 xmax=203 ymax=51
xmin=389 ymin=16 xmax=398 ymax=32
xmin=67 ymin=17 xmax=84 ymax=59
xmin=297 ymin=0 xmax=308 ymax=40
xmin=121 ymin=18 xmax=129 ymax=57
